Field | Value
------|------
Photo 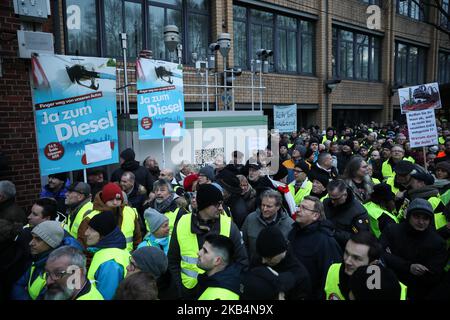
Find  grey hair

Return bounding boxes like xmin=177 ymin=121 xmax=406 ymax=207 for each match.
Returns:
xmin=260 ymin=189 xmax=282 ymax=207
xmin=302 ymin=196 xmax=326 ymax=221
xmin=153 ymin=179 xmax=173 ymax=192
xmin=47 ymin=246 xmax=87 ymax=274
xmin=121 ymin=171 xmax=136 ymax=182
xmin=0 ymin=181 xmax=16 ymax=199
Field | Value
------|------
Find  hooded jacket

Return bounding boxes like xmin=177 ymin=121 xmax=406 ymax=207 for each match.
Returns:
xmin=196 ymin=263 xmax=243 ymax=299
xmin=77 ymin=192 xmax=142 ymax=250
xmin=323 ymin=189 xmax=370 ymax=249
xmin=241 ymin=208 xmax=293 ymax=261
xmin=380 ymin=220 xmax=448 ymax=300
xmin=40 ymin=179 xmax=70 ymax=214
xmin=111 ymin=160 xmax=153 ymax=194
xmin=87 ymin=227 xmax=128 ymax=300
xmin=288 ymin=220 xmax=343 ymax=299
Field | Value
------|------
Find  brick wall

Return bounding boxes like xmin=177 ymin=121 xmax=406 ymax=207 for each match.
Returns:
xmin=0 ymin=0 xmax=53 ymax=209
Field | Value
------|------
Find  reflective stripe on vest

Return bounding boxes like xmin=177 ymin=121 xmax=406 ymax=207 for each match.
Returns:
xmin=382 ymin=161 xmax=394 ymax=180
xmin=177 ymin=213 xmax=231 ymax=289
xmin=324 ymin=263 xmax=345 ymax=300
xmin=400 ymin=282 xmax=408 ymax=300
xmin=86 ymin=207 xmax=137 ymax=252
xmin=65 ymin=202 xmax=93 ymax=239
xmin=77 ymin=283 xmax=105 ymax=300
xmin=371 ymin=178 xmax=380 ymax=185
xmin=364 ymin=202 xmax=399 ymax=238
xmin=87 ymin=248 xmax=130 ymax=285
xmin=288 ymin=181 xmax=313 ymax=206
xmin=28 ymin=264 xmax=46 ymax=300
xmin=386 ymin=177 xmax=400 ymax=195
xmin=198 ymin=287 xmax=239 ymax=300
xmin=165 ymin=207 xmax=181 ymax=236
xmin=427 ymin=196 xmax=448 ymax=230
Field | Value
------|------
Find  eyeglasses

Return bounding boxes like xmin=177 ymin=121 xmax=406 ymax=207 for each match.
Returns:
xmin=298 ymin=204 xmax=317 ymax=214
xmin=44 ymin=270 xmax=70 ymax=281
xmin=293 ymin=169 xmax=304 ymax=173
xmin=330 ymin=192 xmax=347 ymax=201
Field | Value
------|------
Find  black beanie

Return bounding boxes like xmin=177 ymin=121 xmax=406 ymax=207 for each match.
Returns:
xmin=371 ymin=183 xmax=395 ymax=203
xmin=216 ymin=169 xmax=242 ymax=194
xmin=120 ymin=148 xmax=135 ymax=162
xmin=89 ymin=211 xmax=117 ymax=237
xmin=256 ymin=227 xmax=288 ymax=258
xmin=196 ymin=184 xmax=223 ymax=211
xmin=49 ymin=172 xmax=68 ymax=182
xmin=349 ymin=265 xmax=401 ymax=300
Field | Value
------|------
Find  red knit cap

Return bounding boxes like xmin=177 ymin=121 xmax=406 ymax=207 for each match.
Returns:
xmin=101 ymin=182 xmax=123 ymax=203
xmin=183 ymin=173 xmax=199 ymax=192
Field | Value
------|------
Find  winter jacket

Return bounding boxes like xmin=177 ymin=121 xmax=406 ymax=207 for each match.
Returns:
xmin=251 ymin=248 xmax=312 ymax=300
xmin=125 ymin=183 xmax=147 ymax=225
xmin=77 ymin=192 xmax=142 ymax=250
xmin=242 ymin=187 xmax=257 ymax=214
xmin=344 ymin=177 xmax=374 ymax=204
xmin=11 ymin=250 xmax=51 ymax=300
xmin=0 ymin=198 xmax=26 ymax=225
xmin=288 ymin=220 xmax=343 ymax=299
xmin=137 ymin=234 xmax=170 ymax=255
xmin=196 ymin=263 xmax=243 ymax=299
xmin=0 ymin=238 xmax=30 ymax=300
xmin=40 ymin=179 xmax=70 ymax=215
xmin=241 ymin=208 xmax=293 ymax=261
xmin=111 ymin=160 xmax=153 ymax=194
xmin=225 ymin=194 xmax=249 ymax=229
xmin=309 ymin=163 xmax=338 ymax=183
xmin=323 ymin=189 xmax=370 ymax=249
xmin=168 ymin=212 xmax=248 ymax=299
xmin=87 ymin=227 xmax=128 ymax=300
xmin=380 ymin=222 xmax=448 ymax=300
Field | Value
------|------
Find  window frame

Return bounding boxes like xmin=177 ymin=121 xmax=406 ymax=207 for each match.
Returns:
xmin=438 ymin=50 xmax=450 ymax=84
xmin=332 ymin=26 xmax=381 ymax=82
xmin=394 ymin=41 xmax=427 ymax=86
xmin=396 ymin=0 xmax=427 ymax=22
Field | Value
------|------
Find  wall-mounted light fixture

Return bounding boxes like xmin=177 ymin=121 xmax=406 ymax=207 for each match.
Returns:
xmin=324 ymin=79 xmax=341 ymax=93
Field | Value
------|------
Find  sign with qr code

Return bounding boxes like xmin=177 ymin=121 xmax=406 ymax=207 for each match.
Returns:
xmin=194 ymin=148 xmax=224 ymax=165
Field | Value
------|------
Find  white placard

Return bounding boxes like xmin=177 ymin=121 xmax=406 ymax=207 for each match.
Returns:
xmin=398 ymin=82 xmax=441 ymax=114
xmin=274 ymin=104 xmax=297 ymax=133
xmin=406 ymin=109 xmax=438 ymax=148
xmin=85 ymin=141 xmax=112 ymax=164
xmin=164 ymin=122 xmax=181 ymax=137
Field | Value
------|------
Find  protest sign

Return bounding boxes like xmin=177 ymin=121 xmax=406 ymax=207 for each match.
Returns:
xmin=274 ymin=104 xmax=297 ymax=133
xmin=398 ymin=82 xmax=441 ymax=114
xmin=406 ymin=109 xmax=438 ymax=148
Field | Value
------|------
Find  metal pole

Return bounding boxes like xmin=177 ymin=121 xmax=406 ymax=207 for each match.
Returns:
xmin=223 ymin=56 xmax=227 ymax=111
xmin=259 ymin=65 xmax=263 ymax=111
xmin=423 ymin=146 xmax=428 ymax=171
xmin=206 ymin=67 xmax=210 ymax=112
xmin=83 ymin=169 xmax=87 ymax=183
xmin=215 ymin=72 xmax=218 ymax=111
xmin=162 ymin=138 xmax=166 ymax=169
xmin=251 ymin=60 xmax=255 ymax=111
xmin=201 ymin=71 xmax=205 ymax=112
xmin=121 ymin=33 xmax=130 ymax=115
xmin=231 ymin=68 xmax=235 ymax=111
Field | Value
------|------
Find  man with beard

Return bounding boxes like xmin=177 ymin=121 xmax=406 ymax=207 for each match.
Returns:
xmin=145 ymin=179 xmax=187 ymax=236
xmin=168 ymin=184 xmax=248 ymax=299
xmin=78 ymin=182 xmax=142 ymax=252
xmin=44 ymin=246 xmax=103 ymax=300
xmin=11 ymin=221 xmax=64 ymax=300
xmin=111 ymin=148 xmax=153 ymax=194
xmin=323 ymin=180 xmax=370 ymax=249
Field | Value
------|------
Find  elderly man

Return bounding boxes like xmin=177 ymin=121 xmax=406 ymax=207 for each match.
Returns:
xmin=0 ymin=180 xmax=26 ymax=224
xmin=241 ymin=189 xmax=293 ymax=261
xmin=289 ymin=196 xmax=342 ymax=299
xmin=159 ymin=168 xmax=185 ymax=196
xmin=44 ymin=246 xmax=103 ymax=300
xmin=382 ymin=145 xmax=414 ymax=180
xmin=63 ymin=182 xmax=93 ymax=239
xmin=120 ymin=171 xmax=147 ymax=225
xmin=168 ymin=184 xmax=248 ymax=300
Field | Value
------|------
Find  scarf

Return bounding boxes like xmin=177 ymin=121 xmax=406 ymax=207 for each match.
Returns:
xmin=154 ymin=193 xmax=175 ymax=213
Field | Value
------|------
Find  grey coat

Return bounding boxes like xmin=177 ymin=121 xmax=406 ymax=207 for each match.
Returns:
xmin=241 ymin=208 xmax=294 ymax=261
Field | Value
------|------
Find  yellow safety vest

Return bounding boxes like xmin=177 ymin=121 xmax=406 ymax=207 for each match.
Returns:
xmin=427 ymin=196 xmax=448 ymax=230
xmin=87 ymin=248 xmax=130 ymax=286
xmin=439 ymin=136 xmax=445 ymax=145
xmin=64 ymin=201 xmax=93 ymax=239
xmin=325 ymin=263 xmax=407 ymax=300
xmin=371 ymin=178 xmax=380 ymax=185
xmin=165 ymin=207 xmax=181 ymax=236
xmin=386 ymin=177 xmax=400 ymax=196
xmin=86 ymin=207 xmax=138 ymax=252
xmin=177 ymin=213 xmax=231 ymax=290
xmin=289 ymin=180 xmax=313 ymax=206
xmin=198 ymin=287 xmax=239 ymax=300
xmin=322 ymin=136 xmax=337 ymax=144
xmin=28 ymin=264 xmax=46 ymax=300
xmin=363 ymin=202 xmax=399 ymax=238
xmin=76 ymin=283 xmax=105 ymax=300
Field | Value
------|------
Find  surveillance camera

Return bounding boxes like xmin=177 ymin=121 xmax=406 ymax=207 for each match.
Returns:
xmin=256 ymin=49 xmax=267 ymax=57
xmin=265 ymin=50 xmax=273 ymax=57
xmin=209 ymin=43 xmax=220 ymax=52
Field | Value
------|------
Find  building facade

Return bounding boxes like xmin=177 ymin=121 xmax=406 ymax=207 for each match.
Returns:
xmin=1 ymin=0 xmax=450 ymax=208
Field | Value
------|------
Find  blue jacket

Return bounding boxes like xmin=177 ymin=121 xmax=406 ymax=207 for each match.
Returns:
xmin=10 ymin=250 xmax=50 ymax=300
xmin=137 ymin=234 xmax=170 ymax=255
xmin=87 ymin=227 xmax=127 ymax=300
xmin=40 ymin=179 xmax=70 ymax=199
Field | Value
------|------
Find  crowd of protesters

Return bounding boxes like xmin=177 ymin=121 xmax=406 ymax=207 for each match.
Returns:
xmin=1 ymin=119 xmax=450 ymax=300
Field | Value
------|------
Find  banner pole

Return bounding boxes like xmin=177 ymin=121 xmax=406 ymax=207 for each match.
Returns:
xmin=162 ymin=138 xmax=166 ymax=169
xmin=423 ymin=146 xmax=428 ymax=171
xmin=83 ymin=169 xmax=87 ymax=183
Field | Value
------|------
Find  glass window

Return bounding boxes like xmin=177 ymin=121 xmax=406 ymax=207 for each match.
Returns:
xmin=340 ymin=30 xmax=354 ymax=78
xmin=277 ymin=16 xmax=297 ymax=72
xmin=438 ymin=52 xmax=450 ymax=84
xmin=125 ymin=2 xmax=143 ymax=58
xmin=301 ymin=21 xmax=313 ymax=74
xmin=442 ymin=0 xmax=449 ymax=28
xmin=355 ymin=34 xmax=369 ymax=80
xmin=395 ymin=42 xmax=426 ymax=85
xmin=397 ymin=0 xmax=425 ymax=21
xmin=188 ymin=13 xmax=208 ymax=62
xmin=187 ymin=0 xmax=208 ymax=10
xmin=65 ymin=0 xmax=98 ymax=56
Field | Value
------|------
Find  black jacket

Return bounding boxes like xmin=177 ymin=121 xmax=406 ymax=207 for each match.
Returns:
xmin=111 ymin=160 xmax=153 ymax=194
xmin=336 ymin=152 xmax=353 ymax=175
xmin=225 ymin=194 xmax=249 ymax=229
xmin=0 ymin=198 xmax=26 ymax=225
xmin=196 ymin=263 xmax=243 ymax=299
xmin=380 ymin=221 xmax=448 ymax=300
xmin=323 ymin=189 xmax=370 ymax=249
xmin=288 ymin=220 xmax=343 ymax=299
xmin=251 ymin=248 xmax=311 ymax=300
xmin=309 ymin=163 xmax=338 ymax=183
xmin=167 ymin=213 xmax=248 ymax=299
xmin=0 ymin=238 xmax=30 ymax=300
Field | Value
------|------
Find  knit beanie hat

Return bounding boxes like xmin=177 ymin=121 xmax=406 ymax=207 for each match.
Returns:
xmin=295 ymin=160 xmax=311 ymax=173
xmin=132 ymin=246 xmax=168 ymax=279
xmin=144 ymin=208 xmax=169 ymax=234
xmin=183 ymin=173 xmax=199 ymax=192
xmin=393 ymin=160 xmax=415 ymax=175
xmin=196 ymin=184 xmax=223 ymax=211
xmin=406 ymin=198 xmax=434 ymax=219
xmin=371 ymin=183 xmax=395 ymax=203
xmin=88 ymin=211 xmax=117 ymax=237
xmin=31 ymin=221 xmax=64 ymax=249
xmin=120 ymin=148 xmax=135 ymax=162
xmin=410 ymin=165 xmax=435 ymax=185
xmin=216 ymin=169 xmax=242 ymax=194
xmin=256 ymin=227 xmax=288 ymax=258
xmin=48 ymin=172 xmax=67 ymax=182
xmin=199 ymin=165 xmax=215 ymax=181
xmin=101 ymin=182 xmax=124 ymax=203
xmin=349 ymin=265 xmax=401 ymax=300
xmin=308 ymin=169 xmax=330 ymax=189
xmin=436 ymin=161 xmax=450 ymax=175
